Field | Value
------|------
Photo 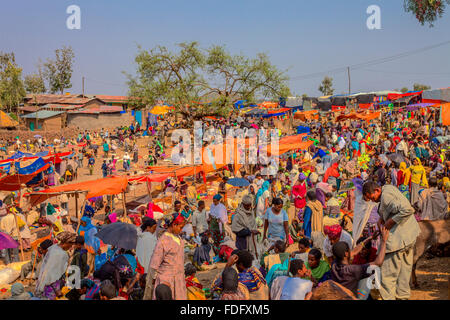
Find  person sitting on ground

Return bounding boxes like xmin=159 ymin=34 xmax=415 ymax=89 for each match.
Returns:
xmin=20 ymin=239 xmax=53 ymax=281
xmin=219 ymin=267 xmax=249 ymax=300
xmin=193 ymin=235 xmax=214 ymax=270
xmin=99 ymin=280 xmax=124 ymax=300
xmin=155 ymin=284 xmax=173 ymax=300
xmin=262 ymin=240 xmax=290 ymax=275
xmin=352 ymin=237 xmax=378 ymax=265
xmin=7 ymin=283 xmax=32 ymax=300
xmin=185 ymin=263 xmax=206 ymax=300
xmin=330 ymin=227 xmax=388 ymax=295
xmin=305 ymin=248 xmax=331 ymax=284
xmin=323 ymin=224 xmax=354 ymax=265
xmin=270 ymin=259 xmax=314 ymax=300
xmin=225 ymin=250 xmax=269 ymax=300
xmin=291 ymin=238 xmax=311 ymax=265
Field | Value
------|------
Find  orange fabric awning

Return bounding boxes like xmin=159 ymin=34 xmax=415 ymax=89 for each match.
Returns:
xmin=294 ymin=110 xmax=319 ymax=121
xmin=442 ymin=103 xmax=450 ymax=126
xmin=27 ymin=176 xmax=129 ymax=207
xmin=0 ymin=163 xmax=50 ymax=191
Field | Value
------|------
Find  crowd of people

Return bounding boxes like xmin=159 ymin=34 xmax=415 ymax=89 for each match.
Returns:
xmin=1 ymin=105 xmax=449 ymax=301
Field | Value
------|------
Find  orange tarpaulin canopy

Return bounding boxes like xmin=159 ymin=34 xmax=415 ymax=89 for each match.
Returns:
xmin=27 ymin=176 xmax=129 ymax=207
xmin=336 ymin=111 xmax=380 ymax=122
xmin=0 ymin=163 xmax=50 ymax=191
xmin=267 ymin=108 xmax=291 ymax=114
xmin=294 ymin=110 xmax=319 ymax=121
xmin=259 ymin=102 xmax=279 ymax=108
xmin=442 ymin=103 xmax=450 ymax=126
xmin=261 ymin=133 xmax=311 ymax=156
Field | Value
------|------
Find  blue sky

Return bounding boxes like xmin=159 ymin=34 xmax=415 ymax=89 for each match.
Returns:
xmin=1 ymin=0 xmax=449 ymax=97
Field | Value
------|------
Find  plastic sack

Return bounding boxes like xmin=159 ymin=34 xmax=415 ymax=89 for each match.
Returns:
xmin=0 ymin=268 xmax=20 ymax=286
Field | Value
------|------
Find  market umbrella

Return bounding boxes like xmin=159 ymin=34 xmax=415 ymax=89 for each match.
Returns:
xmin=0 ymin=231 xmax=19 ymax=250
xmin=227 ymin=177 xmax=250 ymax=187
xmin=386 ymin=153 xmax=407 ymax=166
xmin=95 ymin=222 xmax=138 ymax=250
xmin=34 ymin=134 xmax=42 ymax=138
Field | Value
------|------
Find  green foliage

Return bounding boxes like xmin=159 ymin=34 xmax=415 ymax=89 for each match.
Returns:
xmin=126 ymin=42 xmax=290 ymax=118
xmin=401 ymin=87 xmax=409 ymax=93
xmin=0 ymin=52 xmax=26 ymax=113
xmin=24 ymin=73 xmax=46 ymax=94
xmin=318 ymin=76 xmax=334 ymax=96
xmin=413 ymin=83 xmax=431 ymax=91
xmin=9 ymin=113 xmax=18 ymax=121
xmin=43 ymin=46 xmax=75 ymax=94
xmin=404 ymin=0 xmax=450 ymax=26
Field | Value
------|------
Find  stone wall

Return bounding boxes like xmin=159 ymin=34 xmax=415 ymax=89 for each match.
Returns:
xmin=67 ymin=112 xmax=134 ymax=130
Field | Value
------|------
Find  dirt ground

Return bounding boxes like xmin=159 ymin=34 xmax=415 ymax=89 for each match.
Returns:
xmin=1 ymin=134 xmax=449 ymax=300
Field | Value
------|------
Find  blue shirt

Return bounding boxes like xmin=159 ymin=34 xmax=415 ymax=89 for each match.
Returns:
xmin=264 ymin=208 xmax=288 ymax=240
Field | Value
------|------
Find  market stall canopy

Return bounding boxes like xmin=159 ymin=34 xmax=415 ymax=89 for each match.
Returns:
xmin=26 ymin=176 xmax=129 ymax=207
xmin=336 ymin=111 xmax=380 ymax=122
xmin=388 ymin=91 xmax=422 ymax=101
xmin=294 ymin=110 xmax=319 ymax=121
xmin=0 ymin=163 xmax=50 ymax=191
xmin=441 ymin=103 xmax=450 ymax=126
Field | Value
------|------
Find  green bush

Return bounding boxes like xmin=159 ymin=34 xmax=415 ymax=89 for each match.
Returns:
xmin=9 ymin=113 xmax=18 ymax=121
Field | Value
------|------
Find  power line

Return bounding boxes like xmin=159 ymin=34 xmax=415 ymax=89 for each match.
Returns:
xmin=358 ymin=68 xmax=450 ymax=76
xmin=290 ymin=39 xmax=450 ymax=81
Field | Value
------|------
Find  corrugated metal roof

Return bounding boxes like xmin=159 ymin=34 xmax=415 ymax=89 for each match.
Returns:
xmin=21 ymin=110 xmax=64 ymax=119
xmin=68 ymin=105 xmax=123 ymax=114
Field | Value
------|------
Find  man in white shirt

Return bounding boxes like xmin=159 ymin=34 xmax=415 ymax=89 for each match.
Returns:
xmin=192 ymin=200 xmax=209 ymax=237
xmin=271 ymin=259 xmax=314 ymax=300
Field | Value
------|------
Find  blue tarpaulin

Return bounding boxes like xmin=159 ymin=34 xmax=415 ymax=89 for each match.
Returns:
xmin=0 ymin=163 xmax=11 ymax=174
xmin=15 ymin=157 xmax=47 ymax=175
xmin=10 ymin=151 xmax=49 ymax=159
xmin=261 ymin=112 xmax=286 ymax=118
xmin=297 ymin=126 xmax=311 ymax=134
xmin=313 ymin=149 xmax=327 ymax=159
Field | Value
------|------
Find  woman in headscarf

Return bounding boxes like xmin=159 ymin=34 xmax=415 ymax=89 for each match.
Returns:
xmin=7 ymin=283 xmax=31 ymax=300
xmin=78 ymin=216 xmax=100 ymax=275
xmin=136 ymin=218 xmax=157 ymax=274
xmin=302 ymin=191 xmax=324 ymax=239
xmin=185 ymin=183 xmax=197 ymax=208
xmin=231 ymin=195 xmax=259 ymax=256
xmin=397 ymin=162 xmax=411 ymax=200
xmin=255 ymin=181 xmax=270 ymax=217
xmin=247 ymin=184 xmax=258 ymax=210
xmin=143 ymin=213 xmax=187 ymax=300
xmin=323 ymin=162 xmax=340 ymax=191
xmin=292 ymin=174 xmax=307 ymax=221
xmin=410 ymin=157 xmax=428 ymax=205
xmin=35 ymin=231 xmax=77 ymax=300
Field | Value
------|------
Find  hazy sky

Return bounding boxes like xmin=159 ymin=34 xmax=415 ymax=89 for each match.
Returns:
xmin=1 ymin=0 xmax=449 ymax=97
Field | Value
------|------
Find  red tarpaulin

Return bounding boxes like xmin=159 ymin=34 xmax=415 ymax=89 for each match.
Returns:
xmin=388 ymin=91 xmax=423 ymax=101
xmin=0 ymin=163 xmax=50 ymax=191
xmin=27 ymin=176 xmax=129 ymax=207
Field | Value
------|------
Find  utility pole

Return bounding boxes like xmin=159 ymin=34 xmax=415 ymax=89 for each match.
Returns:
xmin=82 ymin=76 xmax=85 ymax=97
xmin=347 ymin=67 xmax=351 ymax=94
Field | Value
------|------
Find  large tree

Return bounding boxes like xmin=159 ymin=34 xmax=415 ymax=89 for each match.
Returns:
xmin=318 ymin=76 xmax=334 ymax=96
xmin=43 ymin=46 xmax=75 ymax=94
xmin=126 ymin=42 xmax=290 ymax=118
xmin=401 ymin=87 xmax=409 ymax=93
xmin=24 ymin=73 xmax=46 ymax=94
xmin=404 ymin=0 xmax=450 ymax=26
xmin=413 ymin=83 xmax=431 ymax=91
xmin=0 ymin=52 xmax=26 ymax=113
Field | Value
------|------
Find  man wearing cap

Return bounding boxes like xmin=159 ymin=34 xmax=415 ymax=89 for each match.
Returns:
xmin=362 ymin=181 xmax=420 ymax=300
